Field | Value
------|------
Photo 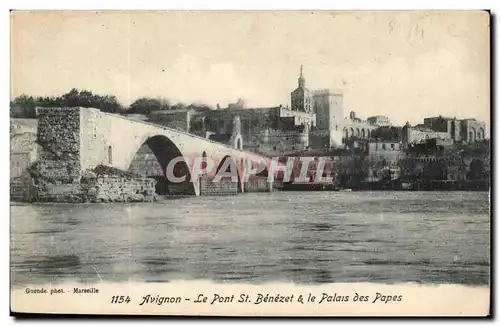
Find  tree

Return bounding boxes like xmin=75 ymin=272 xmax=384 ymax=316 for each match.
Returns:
xmin=186 ymin=103 xmax=212 ymax=112
xmin=170 ymin=102 xmax=185 ymax=111
xmin=98 ymin=95 xmax=124 ymax=113
xmin=422 ymin=160 xmax=447 ymax=180
xmin=10 ymin=94 xmax=37 ymax=118
xmin=60 ymin=88 xmax=125 ymax=113
xmin=370 ymin=126 xmax=402 ymax=141
xmin=10 ymin=88 xmax=125 ymax=118
xmin=468 ymin=159 xmax=484 ymax=180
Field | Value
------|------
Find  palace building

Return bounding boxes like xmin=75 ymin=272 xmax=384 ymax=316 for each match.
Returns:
xmin=143 ymin=65 xmax=487 ymax=155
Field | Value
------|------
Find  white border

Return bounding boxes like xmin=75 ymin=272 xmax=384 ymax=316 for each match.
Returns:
xmin=2 ymin=1 xmax=499 ymax=10
xmin=2 ymin=1 xmax=497 ymax=325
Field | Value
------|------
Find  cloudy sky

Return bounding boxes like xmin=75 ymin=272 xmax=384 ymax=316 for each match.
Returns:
xmin=11 ymin=11 xmax=490 ymax=126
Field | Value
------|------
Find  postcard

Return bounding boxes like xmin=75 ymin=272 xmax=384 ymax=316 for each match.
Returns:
xmin=10 ymin=10 xmax=490 ymax=317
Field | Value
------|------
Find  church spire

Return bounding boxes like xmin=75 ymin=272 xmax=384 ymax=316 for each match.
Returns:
xmin=298 ymin=64 xmax=305 ymax=88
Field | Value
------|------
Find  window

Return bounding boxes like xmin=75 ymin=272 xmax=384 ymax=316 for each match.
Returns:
xmin=382 ymin=144 xmax=386 ymax=150
xmin=391 ymin=144 xmax=395 ymax=150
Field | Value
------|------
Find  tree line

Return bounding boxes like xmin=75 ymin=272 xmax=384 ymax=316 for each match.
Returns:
xmin=10 ymin=88 xmax=213 ymax=119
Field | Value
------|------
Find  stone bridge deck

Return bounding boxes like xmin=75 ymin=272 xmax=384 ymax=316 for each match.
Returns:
xmin=34 ymin=107 xmax=283 ymax=200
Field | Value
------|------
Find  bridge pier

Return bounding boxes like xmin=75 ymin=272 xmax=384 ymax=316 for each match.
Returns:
xmin=199 ymin=176 xmax=238 ymax=196
xmin=166 ymin=179 xmax=200 ymax=197
xmin=244 ymin=177 xmax=274 ymax=193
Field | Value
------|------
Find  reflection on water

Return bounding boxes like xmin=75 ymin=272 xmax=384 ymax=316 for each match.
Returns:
xmin=10 ymin=191 xmax=490 ymax=287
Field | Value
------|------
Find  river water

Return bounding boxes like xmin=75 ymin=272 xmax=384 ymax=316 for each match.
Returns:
xmin=10 ymin=191 xmax=490 ymax=287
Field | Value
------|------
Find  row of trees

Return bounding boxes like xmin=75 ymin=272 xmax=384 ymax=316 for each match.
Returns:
xmin=369 ymin=126 xmax=402 ymax=141
xmin=10 ymin=88 xmax=214 ymax=119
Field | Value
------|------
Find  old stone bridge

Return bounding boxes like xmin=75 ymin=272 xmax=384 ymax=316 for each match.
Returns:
xmin=36 ymin=107 xmax=283 ymax=199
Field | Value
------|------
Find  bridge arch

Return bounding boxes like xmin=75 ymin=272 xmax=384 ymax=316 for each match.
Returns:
xmin=127 ymin=134 xmax=200 ymax=196
xmin=215 ymin=155 xmax=244 ymax=193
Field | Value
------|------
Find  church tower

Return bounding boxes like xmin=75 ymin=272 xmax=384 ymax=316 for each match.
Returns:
xmin=291 ymin=65 xmax=313 ymax=113
xmin=298 ymin=64 xmax=305 ymax=88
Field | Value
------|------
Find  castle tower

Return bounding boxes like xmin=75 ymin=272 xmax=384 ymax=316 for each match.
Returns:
xmin=291 ymin=65 xmax=313 ymax=113
xmin=401 ymin=121 xmax=412 ymax=148
xmin=312 ymin=89 xmax=344 ymax=131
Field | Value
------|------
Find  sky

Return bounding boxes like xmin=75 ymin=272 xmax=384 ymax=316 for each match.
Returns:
xmin=11 ymin=10 xmax=490 ymax=127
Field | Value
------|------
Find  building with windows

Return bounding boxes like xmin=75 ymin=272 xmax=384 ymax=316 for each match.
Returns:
xmin=367 ymin=115 xmax=391 ymax=127
xmin=423 ymin=116 xmax=486 ymax=143
xmin=147 ymin=65 xmax=488 ymax=156
xmin=402 ymin=115 xmax=487 ymax=148
xmin=340 ymin=111 xmax=377 ymax=145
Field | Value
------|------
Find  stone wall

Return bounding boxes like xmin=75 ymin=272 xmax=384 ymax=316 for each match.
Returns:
xmin=309 ymin=129 xmax=343 ymax=149
xmin=29 ymin=107 xmax=84 ymax=202
xmin=80 ymin=107 xmax=112 ymax=170
xmin=244 ymin=177 xmax=273 ymax=192
xmin=10 ymin=119 xmax=39 ymax=178
xmin=81 ymin=176 xmax=156 ymax=202
xmin=366 ymin=141 xmax=404 ymax=163
xmin=402 ymin=124 xmax=451 ymax=147
xmin=11 ymin=152 xmax=32 ymax=179
xmin=260 ymin=129 xmax=308 ymax=152
xmin=200 ymin=176 xmax=238 ymax=196
xmin=33 ymin=182 xmax=83 ymax=202
xmin=29 ymin=173 xmax=156 ymax=203
xmin=10 ymin=171 xmax=36 ymax=202
xmin=166 ymin=180 xmax=200 ymax=196
xmin=36 ymin=107 xmax=82 ymax=181
xmin=128 ymin=144 xmax=164 ymax=177
xmin=37 ymin=108 xmax=80 ymax=160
